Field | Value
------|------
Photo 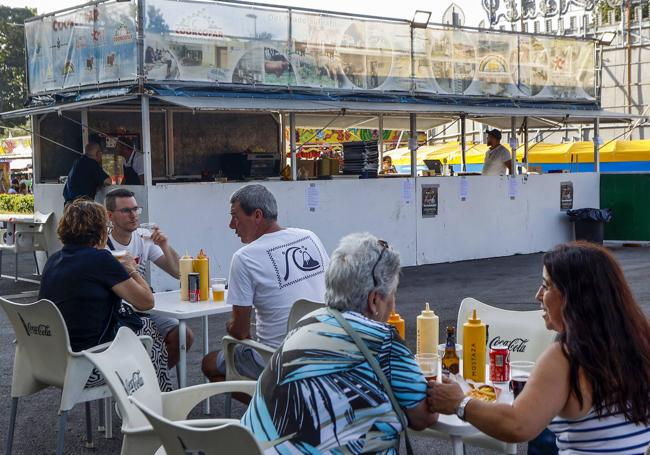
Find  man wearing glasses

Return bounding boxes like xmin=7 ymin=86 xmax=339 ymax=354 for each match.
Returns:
xmin=104 ymin=188 xmax=193 ymax=368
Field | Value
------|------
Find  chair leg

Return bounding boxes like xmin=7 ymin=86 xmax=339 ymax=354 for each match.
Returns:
xmin=33 ymin=251 xmax=40 ymax=276
xmin=176 ymin=364 xmax=181 ymax=389
xmin=104 ymin=397 xmax=113 ymax=439
xmin=84 ymin=402 xmax=94 ymax=449
xmin=5 ymin=397 xmax=18 ymax=455
xmin=97 ymin=399 xmax=105 ymax=432
xmin=0 ymin=249 xmax=3 ymax=278
xmin=56 ymin=410 xmax=68 ymax=455
xmin=224 ymin=393 xmax=232 ymax=418
xmin=14 ymin=253 xmax=18 ymax=282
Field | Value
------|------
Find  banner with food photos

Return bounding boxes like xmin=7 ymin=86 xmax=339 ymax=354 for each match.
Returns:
xmin=25 ymin=1 xmax=137 ymax=94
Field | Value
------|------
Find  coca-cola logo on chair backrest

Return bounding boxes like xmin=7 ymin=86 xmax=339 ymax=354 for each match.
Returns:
xmin=18 ymin=313 xmax=52 ymax=337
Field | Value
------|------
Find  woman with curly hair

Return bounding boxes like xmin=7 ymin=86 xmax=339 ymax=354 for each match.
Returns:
xmin=38 ymin=199 xmax=171 ymax=390
xmin=428 ymin=242 xmax=650 ymax=454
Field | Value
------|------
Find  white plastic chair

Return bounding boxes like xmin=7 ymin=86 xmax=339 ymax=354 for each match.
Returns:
xmin=425 ymin=297 xmax=556 ymax=455
xmin=0 ymin=297 xmax=113 ymax=455
xmin=0 ymin=212 xmax=52 ymax=281
xmin=82 ymin=326 xmax=257 ymax=455
xmin=130 ymin=396 xmax=264 ymax=455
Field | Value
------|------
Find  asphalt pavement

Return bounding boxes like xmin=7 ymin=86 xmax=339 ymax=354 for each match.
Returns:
xmin=0 ymin=245 xmax=649 ymax=454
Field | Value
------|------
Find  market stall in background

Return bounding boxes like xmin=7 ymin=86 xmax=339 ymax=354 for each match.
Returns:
xmin=0 ymin=0 xmax=642 ymax=290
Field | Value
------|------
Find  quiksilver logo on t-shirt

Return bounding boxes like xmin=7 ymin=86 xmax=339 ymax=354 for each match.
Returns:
xmin=267 ymin=236 xmax=325 ymax=288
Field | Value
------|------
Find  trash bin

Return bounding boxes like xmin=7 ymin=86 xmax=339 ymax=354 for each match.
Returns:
xmin=567 ymin=208 xmax=613 ymax=244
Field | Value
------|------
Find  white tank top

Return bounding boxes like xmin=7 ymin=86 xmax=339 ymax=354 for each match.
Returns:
xmin=548 ymin=409 xmax=650 ymax=454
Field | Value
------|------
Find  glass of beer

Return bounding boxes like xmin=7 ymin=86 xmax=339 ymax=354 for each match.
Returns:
xmin=415 ymin=353 xmax=439 ymax=382
xmin=510 ymin=361 xmax=535 ymax=398
xmin=211 ymin=278 xmax=226 ymax=302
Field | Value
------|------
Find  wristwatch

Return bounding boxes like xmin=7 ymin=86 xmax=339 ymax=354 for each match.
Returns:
xmin=455 ymin=396 xmax=473 ymax=421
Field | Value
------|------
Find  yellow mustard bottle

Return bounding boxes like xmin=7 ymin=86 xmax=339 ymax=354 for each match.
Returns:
xmin=387 ymin=310 xmax=405 ymax=340
xmin=193 ymin=249 xmax=210 ymax=301
xmin=463 ymin=309 xmax=487 ymax=382
xmin=416 ymin=302 xmax=439 ymax=355
xmin=179 ymin=252 xmax=193 ymax=301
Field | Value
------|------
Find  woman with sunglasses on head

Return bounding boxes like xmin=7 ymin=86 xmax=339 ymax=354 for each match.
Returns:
xmin=428 ymin=242 xmax=650 ymax=454
xmin=38 ymin=198 xmax=172 ymax=390
xmin=241 ymin=232 xmax=438 ymax=454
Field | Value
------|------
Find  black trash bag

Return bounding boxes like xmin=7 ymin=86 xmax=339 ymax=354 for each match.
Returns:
xmin=567 ymin=208 xmax=613 ymax=222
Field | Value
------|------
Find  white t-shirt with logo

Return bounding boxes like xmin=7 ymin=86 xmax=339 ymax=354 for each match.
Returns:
xmin=482 ymin=144 xmax=511 ymax=176
xmin=227 ymin=228 xmax=329 ymax=348
xmin=108 ymin=228 xmax=164 ymax=277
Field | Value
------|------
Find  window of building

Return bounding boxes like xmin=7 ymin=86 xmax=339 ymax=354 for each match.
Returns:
xmin=570 ymin=16 xmax=577 ymax=31
xmin=545 ymin=19 xmax=552 ymax=33
xmin=534 ymin=21 xmax=540 ymax=33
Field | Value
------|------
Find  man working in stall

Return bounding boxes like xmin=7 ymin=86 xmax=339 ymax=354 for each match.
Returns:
xmin=63 ymin=140 xmax=112 ymax=204
xmin=105 ymin=188 xmax=193 ymax=368
xmin=202 ymin=184 xmax=329 ymax=383
xmin=481 ymin=128 xmax=513 ymax=176
xmin=116 ymin=138 xmax=144 ymax=185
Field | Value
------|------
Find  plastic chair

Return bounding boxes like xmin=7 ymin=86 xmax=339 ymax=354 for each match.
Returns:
xmin=425 ymin=297 xmax=556 ymax=455
xmin=130 ymin=396 xmax=264 ymax=455
xmin=82 ymin=326 xmax=257 ymax=455
xmin=0 ymin=297 xmax=113 ymax=455
xmin=0 ymin=212 xmax=52 ymax=281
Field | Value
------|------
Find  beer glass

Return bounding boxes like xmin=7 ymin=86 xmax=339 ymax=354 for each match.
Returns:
xmin=211 ymin=278 xmax=226 ymax=302
xmin=415 ymin=353 xmax=439 ymax=382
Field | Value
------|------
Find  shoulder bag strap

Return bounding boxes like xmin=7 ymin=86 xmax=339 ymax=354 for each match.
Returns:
xmin=327 ymin=308 xmax=414 ymax=455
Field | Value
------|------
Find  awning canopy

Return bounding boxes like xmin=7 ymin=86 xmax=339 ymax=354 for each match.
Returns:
xmin=9 ymin=158 xmax=32 ymax=170
xmin=0 ymin=95 xmax=137 ymax=120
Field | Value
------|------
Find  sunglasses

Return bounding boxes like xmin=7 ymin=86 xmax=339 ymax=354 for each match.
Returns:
xmin=113 ymin=207 xmax=142 ymax=215
xmin=371 ymin=239 xmax=389 ymax=287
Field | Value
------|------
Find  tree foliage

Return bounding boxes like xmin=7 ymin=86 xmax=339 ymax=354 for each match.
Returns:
xmin=0 ymin=6 xmax=35 ymax=128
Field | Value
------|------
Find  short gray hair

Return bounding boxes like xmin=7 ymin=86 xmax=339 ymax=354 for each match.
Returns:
xmin=326 ymin=232 xmax=400 ymax=314
xmin=230 ymin=184 xmax=278 ymax=220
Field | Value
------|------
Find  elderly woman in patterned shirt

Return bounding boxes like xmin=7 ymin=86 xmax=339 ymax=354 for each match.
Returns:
xmin=241 ymin=232 xmax=438 ymax=454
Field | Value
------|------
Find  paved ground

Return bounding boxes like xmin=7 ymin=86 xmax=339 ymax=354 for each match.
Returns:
xmin=1 ymin=245 xmax=649 ymax=454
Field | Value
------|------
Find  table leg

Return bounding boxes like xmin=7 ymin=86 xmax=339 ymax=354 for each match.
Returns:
xmin=178 ymin=320 xmax=187 ymax=389
xmin=203 ymin=315 xmax=210 ymax=415
xmin=450 ymin=435 xmax=464 ymax=455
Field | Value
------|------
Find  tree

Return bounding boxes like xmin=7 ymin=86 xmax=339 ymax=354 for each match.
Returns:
xmin=147 ymin=5 xmax=170 ymax=34
xmin=0 ymin=6 xmax=35 ymax=128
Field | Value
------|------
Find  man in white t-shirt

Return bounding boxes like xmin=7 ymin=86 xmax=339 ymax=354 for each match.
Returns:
xmin=482 ymin=129 xmax=512 ymax=176
xmin=202 ymin=184 xmax=329 ymax=382
xmin=117 ymin=140 xmax=144 ymax=185
xmin=105 ymin=188 xmax=193 ymax=368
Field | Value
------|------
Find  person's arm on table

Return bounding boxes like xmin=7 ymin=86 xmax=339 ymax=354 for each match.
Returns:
xmin=151 ymin=227 xmax=180 ymax=279
xmin=113 ymin=254 xmax=155 ymax=311
xmin=226 ymin=305 xmax=252 ymax=340
xmin=428 ymin=343 xmax=571 ymax=443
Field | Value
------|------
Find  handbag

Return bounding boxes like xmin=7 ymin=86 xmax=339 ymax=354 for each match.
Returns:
xmin=327 ymin=308 xmax=414 ymax=455
xmin=98 ymin=302 xmax=144 ymax=345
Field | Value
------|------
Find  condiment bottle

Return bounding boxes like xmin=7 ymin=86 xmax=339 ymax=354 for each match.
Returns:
xmin=416 ymin=302 xmax=439 ymax=355
xmin=442 ymin=326 xmax=460 ymax=375
xmin=179 ymin=252 xmax=193 ymax=301
xmin=463 ymin=309 xmax=487 ymax=382
xmin=192 ymin=249 xmax=210 ymax=301
xmin=387 ymin=310 xmax=405 ymax=339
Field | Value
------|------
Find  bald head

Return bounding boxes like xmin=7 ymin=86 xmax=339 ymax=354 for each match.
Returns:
xmin=84 ymin=142 xmax=102 ymax=163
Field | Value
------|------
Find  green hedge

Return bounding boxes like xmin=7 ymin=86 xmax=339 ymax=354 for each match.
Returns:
xmin=0 ymin=194 xmax=34 ymax=214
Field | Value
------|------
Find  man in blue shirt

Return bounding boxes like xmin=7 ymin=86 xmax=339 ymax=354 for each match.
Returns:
xmin=63 ymin=142 xmax=112 ymax=204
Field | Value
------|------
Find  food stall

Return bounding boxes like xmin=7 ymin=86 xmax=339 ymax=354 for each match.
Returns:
xmin=0 ymin=0 xmax=640 ymax=291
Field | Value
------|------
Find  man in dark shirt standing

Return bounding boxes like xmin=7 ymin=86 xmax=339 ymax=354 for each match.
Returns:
xmin=63 ymin=142 xmax=112 ymax=204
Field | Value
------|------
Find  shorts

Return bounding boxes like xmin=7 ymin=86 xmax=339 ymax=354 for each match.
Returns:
xmin=148 ymin=313 xmax=179 ymax=340
xmin=215 ymin=344 xmax=266 ymax=379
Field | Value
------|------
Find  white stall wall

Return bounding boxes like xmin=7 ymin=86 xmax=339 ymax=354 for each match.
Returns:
xmin=415 ymin=173 xmax=599 ymax=264
xmin=147 ymin=179 xmax=418 ymax=291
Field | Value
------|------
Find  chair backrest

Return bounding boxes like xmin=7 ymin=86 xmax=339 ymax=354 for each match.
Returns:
xmin=82 ymin=327 xmax=163 ymax=431
xmin=456 ymin=297 xmax=556 ymax=363
xmin=0 ymin=297 xmax=72 ymax=389
xmin=286 ymin=299 xmax=325 ymax=331
xmin=130 ymin=397 xmax=264 ymax=455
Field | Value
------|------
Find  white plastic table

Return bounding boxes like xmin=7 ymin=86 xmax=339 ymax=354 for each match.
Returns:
xmin=148 ymin=290 xmax=231 ymax=412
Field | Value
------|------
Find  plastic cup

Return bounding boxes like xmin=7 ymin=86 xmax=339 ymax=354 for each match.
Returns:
xmin=211 ymin=278 xmax=227 ymax=302
xmin=415 ymin=353 xmax=439 ymax=382
xmin=110 ymin=250 xmax=127 ymax=260
xmin=437 ymin=343 xmax=463 ymax=358
xmin=510 ymin=361 xmax=535 ymax=398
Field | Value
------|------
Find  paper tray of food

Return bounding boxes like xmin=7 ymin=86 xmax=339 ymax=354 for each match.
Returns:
xmin=448 ymin=374 xmax=512 ymax=403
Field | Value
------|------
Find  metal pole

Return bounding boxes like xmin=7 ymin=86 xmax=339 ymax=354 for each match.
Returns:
xmin=523 ymin=117 xmax=529 ymax=169
xmin=594 ymin=117 xmax=600 ymax=173
xmin=378 ymin=114 xmax=384 ymax=164
xmin=290 ymin=112 xmax=297 ymax=180
xmin=510 ymin=116 xmax=517 ymax=175
xmin=141 ymin=95 xmax=153 ymax=187
xmin=409 ymin=113 xmax=417 ymax=177
xmin=460 ymin=115 xmax=467 ymax=172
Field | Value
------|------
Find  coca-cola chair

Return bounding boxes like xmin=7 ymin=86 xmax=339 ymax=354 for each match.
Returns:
xmin=0 ymin=297 xmax=115 ymax=455
xmin=424 ymin=297 xmax=556 ymax=455
xmin=82 ymin=326 xmax=257 ymax=455
xmin=0 ymin=211 xmax=52 ymax=282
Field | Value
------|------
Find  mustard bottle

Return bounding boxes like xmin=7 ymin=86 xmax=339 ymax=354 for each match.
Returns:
xmin=463 ymin=309 xmax=487 ymax=382
xmin=179 ymin=252 xmax=193 ymax=301
xmin=387 ymin=310 xmax=405 ymax=340
xmin=193 ymin=249 xmax=210 ymax=301
xmin=416 ymin=302 xmax=439 ymax=355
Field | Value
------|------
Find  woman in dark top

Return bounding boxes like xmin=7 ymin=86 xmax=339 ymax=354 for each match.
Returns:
xmin=39 ymin=199 xmax=172 ymax=390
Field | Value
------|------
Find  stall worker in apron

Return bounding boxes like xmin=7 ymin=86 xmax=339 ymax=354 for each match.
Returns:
xmin=117 ymin=139 xmax=144 ymax=185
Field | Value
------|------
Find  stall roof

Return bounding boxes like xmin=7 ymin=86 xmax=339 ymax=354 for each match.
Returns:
xmin=0 ymin=95 xmax=137 ymax=120
xmin=154 ymin=95 xmax=641 ymax=127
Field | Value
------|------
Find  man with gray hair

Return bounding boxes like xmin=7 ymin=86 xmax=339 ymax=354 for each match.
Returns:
xmin=202 ymin=184 xmax=329 ymax=382
xmin=63 ymin=140 xmax=112 ymax=204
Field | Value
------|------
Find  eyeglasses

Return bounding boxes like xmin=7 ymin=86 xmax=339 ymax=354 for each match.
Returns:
xmin=113 ymin=207 xmax=142 ymax=215
xmin=371 ymin=240 xmax=389 ymax=288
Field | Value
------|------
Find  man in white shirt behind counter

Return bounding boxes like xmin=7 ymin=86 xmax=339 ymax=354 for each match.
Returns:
xmin=202 ymin=184 xmax=329 ymax=382
xmin=482 ymin=128 xmax=513 ymax=176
